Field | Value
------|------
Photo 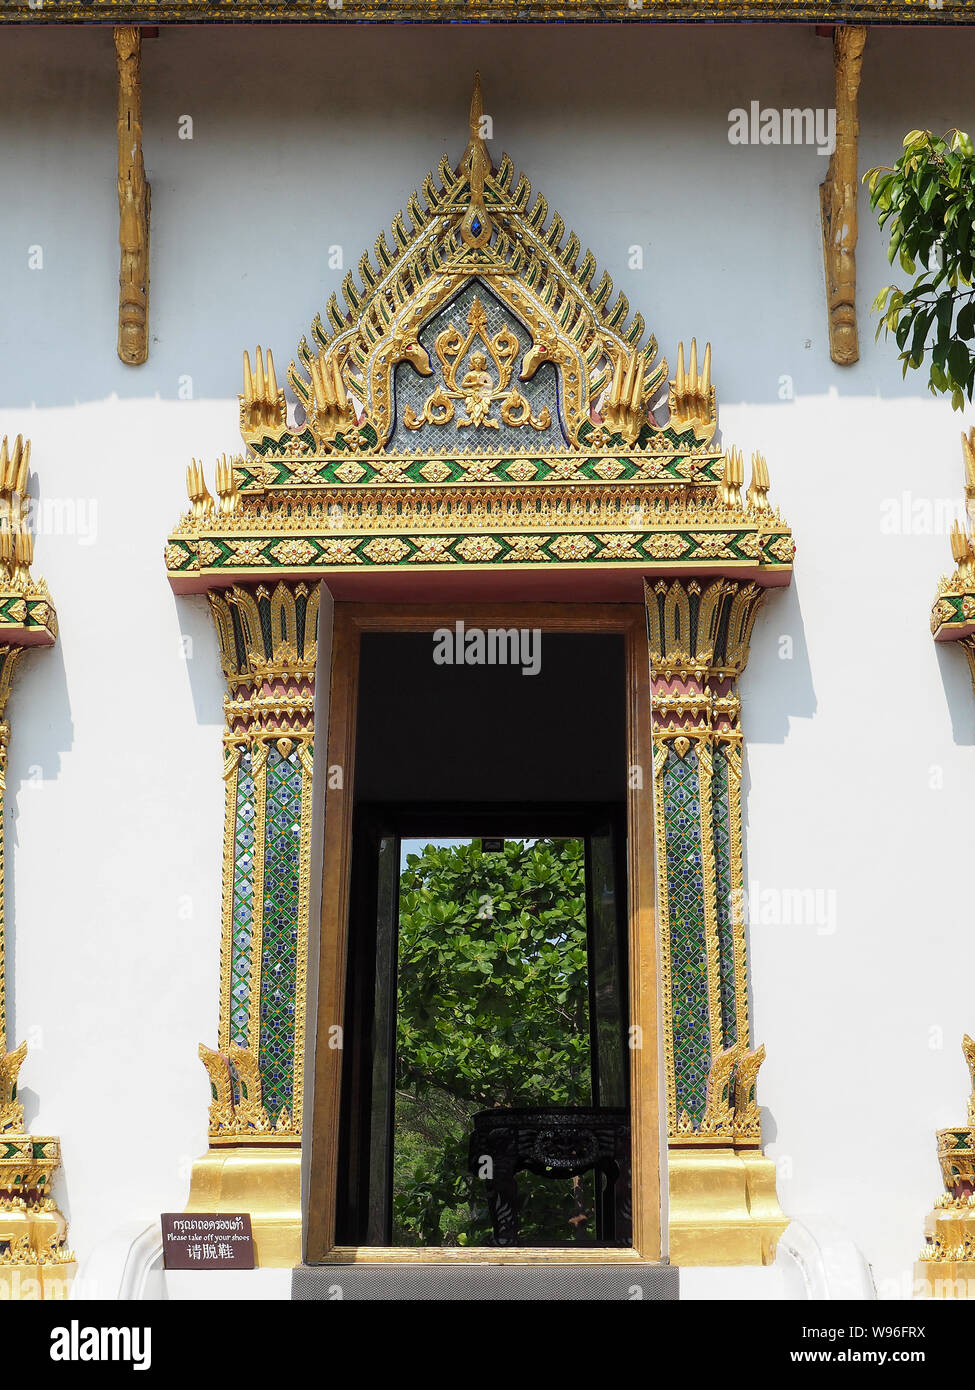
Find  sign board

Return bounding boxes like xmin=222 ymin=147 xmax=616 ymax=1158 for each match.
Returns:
xmin=160 ymin=1213 xmax=255 ymax=1270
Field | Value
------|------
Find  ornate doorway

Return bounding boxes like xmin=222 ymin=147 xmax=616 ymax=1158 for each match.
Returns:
xmin=309 ymin=604 xmax=658 ymax=1262
xmin=166 ymin=75 xmax=793 ymax=1269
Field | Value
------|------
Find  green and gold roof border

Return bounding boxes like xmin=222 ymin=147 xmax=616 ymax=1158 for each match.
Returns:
xmin=166 ymin=520 xmax=795 ymax=586
xmin=167 ymin=76 xmax=794 ymax=596
xmin=4 ymin=0 xmax=973 ymax=23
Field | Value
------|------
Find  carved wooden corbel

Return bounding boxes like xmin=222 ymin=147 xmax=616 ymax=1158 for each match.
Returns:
xmin=820 ymin=25 xmax=866 ymax=366
xmin=115 ymin=26 xmax=150 ymax=365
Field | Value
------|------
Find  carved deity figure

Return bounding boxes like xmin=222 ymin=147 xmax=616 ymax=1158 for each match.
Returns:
xmin=459 ymin=352 xmax=498 ymax=428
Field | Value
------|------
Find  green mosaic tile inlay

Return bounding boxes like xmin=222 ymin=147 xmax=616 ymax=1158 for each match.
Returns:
xmin=170 ymin=529 xmax=793 ymax=573
xmin=662 ymin=744 xmax=711 ymax=1126
xmin=258 ymin=746 xmax=303 ymax=1121
xmin=229 ymin=751 xmax=256 ymax=1049
xmin=711 ymin=744 xmax=737 ymax=1048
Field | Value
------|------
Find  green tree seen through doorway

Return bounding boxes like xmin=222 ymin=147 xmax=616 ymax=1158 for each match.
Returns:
xmin=392 ymin=837 xmax=596 ymax=1246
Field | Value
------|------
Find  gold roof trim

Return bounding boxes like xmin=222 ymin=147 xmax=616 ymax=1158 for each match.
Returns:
xmin=3 ymin=1 xmax=971 ymax=23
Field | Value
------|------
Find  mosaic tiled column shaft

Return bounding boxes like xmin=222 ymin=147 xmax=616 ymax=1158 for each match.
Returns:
xmin=198 ymin=580 xmax=319 ymax=1147
xmin=647 ymin=578 xmax=788 ymax=1264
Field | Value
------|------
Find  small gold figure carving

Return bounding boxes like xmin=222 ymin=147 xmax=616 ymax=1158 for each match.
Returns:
xmin=404 ymin=297 xmax=549 ymax=434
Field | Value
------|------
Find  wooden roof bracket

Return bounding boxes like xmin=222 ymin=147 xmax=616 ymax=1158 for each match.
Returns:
xmin=820 ymin=24 xmax=867 ymax=366
xmin=115 ymin=26 xmax=151 ymax=365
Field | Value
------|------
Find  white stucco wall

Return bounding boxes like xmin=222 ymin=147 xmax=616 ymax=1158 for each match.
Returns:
xmin=1 ymin=20 xmax=974 ymax=1295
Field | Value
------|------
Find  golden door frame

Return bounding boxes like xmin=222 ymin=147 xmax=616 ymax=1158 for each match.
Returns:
xmin=306 ymin=601 xmax=661 ymax=1265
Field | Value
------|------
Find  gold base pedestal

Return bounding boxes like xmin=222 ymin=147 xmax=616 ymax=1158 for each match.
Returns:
xmin=915 ymin=1198 xmax=975 ymax=1298
xmin=0 ymin=1131 xmax=75 ymax=1298
xmin=184 ymin=1145 xmax=302 ymax=1268
xmin=0 ymin=1260 xmax=76 ymax=1300
xmin=668 ymin=1146 xmax=788 ymax=1266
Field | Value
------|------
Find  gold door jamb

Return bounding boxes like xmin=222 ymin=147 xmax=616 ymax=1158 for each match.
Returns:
xmin=305 ymin=602 xmax=661 ymax=1265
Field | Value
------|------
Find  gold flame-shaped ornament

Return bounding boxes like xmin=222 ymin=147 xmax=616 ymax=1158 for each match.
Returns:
xmin=459 ymin=72 xmax=492 ymax=251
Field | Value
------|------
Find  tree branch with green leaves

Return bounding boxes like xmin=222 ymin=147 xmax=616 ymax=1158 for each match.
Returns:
xmin=866 ymin=128 xmax=975 ymax=409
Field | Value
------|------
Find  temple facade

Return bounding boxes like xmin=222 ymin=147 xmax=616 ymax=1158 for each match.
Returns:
xmin=2 ymin=11 xmax=975 ymax=1301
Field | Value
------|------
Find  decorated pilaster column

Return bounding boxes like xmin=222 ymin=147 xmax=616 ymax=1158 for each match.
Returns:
xmin=184 ymin=579 xmax=319 ymax=1267
xmin=647 ymin=576 xmax=788 ymax=1265
xmin=0 ymin=435 xmax=73 ymax=1298
xmin=919 ymin=430 xmax=975 ymax=1295
xmin=914 ymin=1036 xmax=975 ymax=1297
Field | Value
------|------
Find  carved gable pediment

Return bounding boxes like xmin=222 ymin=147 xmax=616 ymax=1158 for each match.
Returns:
xmin=282 ymin=79 xmax=664 ymax=458
xmin=167 ymin=76 xmax=793 ymax=596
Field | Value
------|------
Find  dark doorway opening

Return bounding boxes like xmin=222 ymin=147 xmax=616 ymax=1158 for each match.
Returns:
xmin=334 ymin=630 xmax=632 ymax=1248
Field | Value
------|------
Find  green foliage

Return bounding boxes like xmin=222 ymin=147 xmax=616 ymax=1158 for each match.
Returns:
xmin=391 ymin=837 xmax=595 ymax=1246
xmin=866 ymin=128 xmax=975 ymax=409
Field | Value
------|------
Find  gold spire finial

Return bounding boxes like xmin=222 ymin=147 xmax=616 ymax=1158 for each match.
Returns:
xmin=470 ymin=69 xmax=484 ymax=144
xmin=460 ymin=71 xmax=492 ymax=249
xmin=963 ymin=1034 xmax=975 ymax=1123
